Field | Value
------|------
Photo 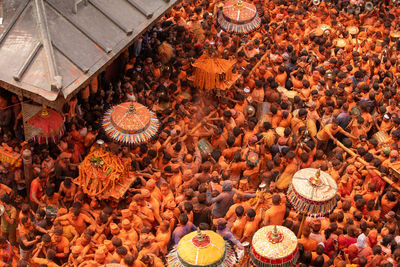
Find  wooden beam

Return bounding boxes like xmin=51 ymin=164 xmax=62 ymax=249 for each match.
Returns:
xmin=336 ymin=139 xmax=400 ymax=192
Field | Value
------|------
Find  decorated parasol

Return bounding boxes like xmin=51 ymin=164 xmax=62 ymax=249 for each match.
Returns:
xmin=26 ymin=105 xmax=65 ymax=144
xmin=217 ymin=0 xmax=261 ymax=34
xmin=102 ymin=101 xmax=159 ymax=145
xmin=167 ymin=229 xmax=236 ymax=267
xmin=192 ymin=54 xmax=236 ymax=91
xmin=250 ymin=225 xmax=299 ymax=267
xmin=287 ymin=168 xmax=337 ymax=217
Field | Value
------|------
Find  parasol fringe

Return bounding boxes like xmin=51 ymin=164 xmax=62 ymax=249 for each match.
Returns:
xmin=166 ymin=241 xmax=237 ymax=267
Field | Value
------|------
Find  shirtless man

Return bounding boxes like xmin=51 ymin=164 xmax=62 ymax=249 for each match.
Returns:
xmin=263 ymin=194 xmax=285 ymax=226
xmin=55 ymin=208 xmax=94 ymax=235
xmin=240 ymin=208 xmax=261 ymax=243
xmin=32 ymin=248 xmax=60 ymax=267
xmin=58 ymin=178 xmax=77 ymax=207
xmin=51 ymin=227 xmax=70 ymax=263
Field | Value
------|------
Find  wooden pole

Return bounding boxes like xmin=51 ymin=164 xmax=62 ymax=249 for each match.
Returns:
xmin=297 ymin=214 xmax=306 ymax=238
xmin=22 ymin=149 xmax=33 ymax=201
xmin=335 ymin=139 xmax=400 ymax=192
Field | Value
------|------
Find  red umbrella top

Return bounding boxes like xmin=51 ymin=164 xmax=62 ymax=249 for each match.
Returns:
xmin=27 ymin=106 xmax=65 ymax=144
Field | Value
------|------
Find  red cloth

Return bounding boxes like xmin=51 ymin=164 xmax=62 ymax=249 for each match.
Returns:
xmin=27 ymin=109 xmax=63 ymax=137
xmin=368 ymin=171 xmax=385 ymax=192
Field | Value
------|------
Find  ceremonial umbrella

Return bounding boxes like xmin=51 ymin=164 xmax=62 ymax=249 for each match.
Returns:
xmin=102 ymin=101 xmax=159 ymax=145
xmin=26 ymin=105 xmax=65 ymax=144
xmin=286 ymin=168 xmax=338 ymax=236
xmin=250 ymin=225 xmax=299 ymax=267
xmin=217 ymin=0 xmax=261 ymax=34
xmin=167 ymin=229 xmax=237 ymax=267
xmin=192 ymin=54 xmax=236 ymax=91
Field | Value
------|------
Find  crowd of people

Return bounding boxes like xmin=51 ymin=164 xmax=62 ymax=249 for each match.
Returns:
xmin=1 ymin=0 xmax=400 ymax=266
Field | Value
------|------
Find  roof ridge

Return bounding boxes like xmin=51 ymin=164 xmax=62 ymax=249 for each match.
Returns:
xmin=34 ymin=0 xmax=62 ymax=91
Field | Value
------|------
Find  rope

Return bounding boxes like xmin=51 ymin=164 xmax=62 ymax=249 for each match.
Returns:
xmin=0 ymin=99 xmax=32 ymax=111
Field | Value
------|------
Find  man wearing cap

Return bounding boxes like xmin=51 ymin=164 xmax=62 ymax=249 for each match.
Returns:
xmin=128 ymin=202 xmax=144 ymax=233
xmin=142 ymin=189 xmax=162 ymax=225
xmin=120 ymin=219 xmax=138 ymax=244
xmin=134 ymin=194 xmax=155 ymax=227
xmin=93 ymin=247 xmax=107 ymax=265
xmin=146 ymin=179 xmax=162 ymax=202
xmin=104 ymin=240 xmax=116 ymax=263
xmin=68 ymin=245 xmax=85 ymax=266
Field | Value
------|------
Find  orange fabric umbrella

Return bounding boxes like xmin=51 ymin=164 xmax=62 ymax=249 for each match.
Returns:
xmin=193 ymin=54 xmax=236 ymax=90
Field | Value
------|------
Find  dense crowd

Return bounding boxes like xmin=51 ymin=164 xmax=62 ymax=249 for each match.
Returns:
xmin=1 ymin=0 xmax=400 ymax=266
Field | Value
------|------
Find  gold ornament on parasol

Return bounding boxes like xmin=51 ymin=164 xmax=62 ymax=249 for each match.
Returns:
xmin=167 ymin=229 xmax=237 ymax=267
xmin=217 ymin=0 xmax=261 ymax=34
xmin=250 ymin=225 xmax=299 ymax=267
xmin=102 ymin=101 xmax=159 ymax=145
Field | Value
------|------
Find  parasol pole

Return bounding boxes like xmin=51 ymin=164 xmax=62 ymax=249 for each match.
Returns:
xmin=296 ymin=168 xmax=321 ymax=238
xmin=297 ymin=214 xmax=306 ymax=238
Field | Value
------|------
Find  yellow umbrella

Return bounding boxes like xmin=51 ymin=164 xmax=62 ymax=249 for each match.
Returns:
xmin=167 ymin=229 xmax=236 ymax=266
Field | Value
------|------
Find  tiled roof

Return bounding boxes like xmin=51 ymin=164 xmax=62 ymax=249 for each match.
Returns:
xmin=0 ymin=0 xmax=178 ymax=104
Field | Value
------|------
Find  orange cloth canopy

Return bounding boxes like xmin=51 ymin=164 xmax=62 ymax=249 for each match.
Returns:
xmin=193 ymin=54 xmax=236 ymax=90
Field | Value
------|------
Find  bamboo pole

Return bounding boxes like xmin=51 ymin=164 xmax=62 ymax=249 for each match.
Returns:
xmin=335 ymin=139 xmax=400 ymax=192
xmin=297 ymin=214 xmax=306 ymax=238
